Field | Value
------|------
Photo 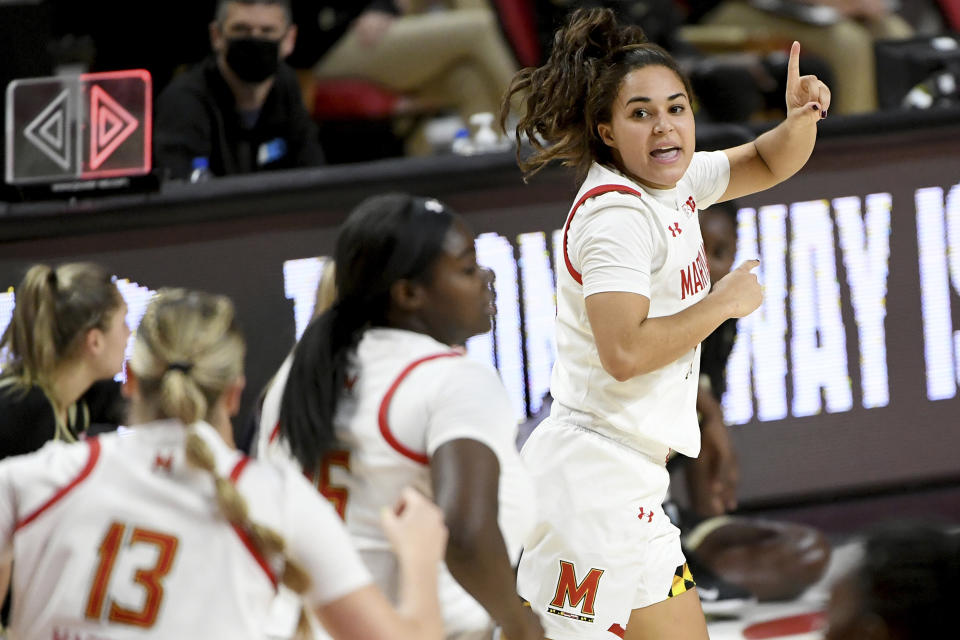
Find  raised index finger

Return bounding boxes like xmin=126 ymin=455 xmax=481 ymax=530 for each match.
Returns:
xmin=787 ymin=40 xmax=801 ymax=89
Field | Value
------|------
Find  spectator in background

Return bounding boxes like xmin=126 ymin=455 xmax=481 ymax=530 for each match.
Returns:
xmin=672 ymin=201 xmax=830 ymax=608
xmin=695 ymin=0 xmax=914 ymax=114
xmin=154 ymin=0 xmax=324 ymax=179
xmin=533 ymin=0 xmax=836 ymax=123
xmin=825 ymin=523 xmax=959 ymax=639
xmin=289 ymin=0 xmax=519 ymax=155
xmin=0 ymin=262 xmax=128 ymax=459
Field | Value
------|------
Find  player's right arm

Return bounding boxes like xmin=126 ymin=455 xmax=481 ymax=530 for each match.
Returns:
xmin=586 ymin=262 xmax=761 ymax=381
xmin=575 ymin=205 xmax=761 ymax=381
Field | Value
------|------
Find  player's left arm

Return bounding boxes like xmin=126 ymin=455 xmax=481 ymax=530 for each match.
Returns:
xmin=719 ymin=41 xmax=830 ymax=202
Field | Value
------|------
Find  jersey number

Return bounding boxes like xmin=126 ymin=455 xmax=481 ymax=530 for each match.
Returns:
xmin=313 ymin=449 xmax=351 ymax=519
xmin=85 ymin=522 xmax=180 ymax=628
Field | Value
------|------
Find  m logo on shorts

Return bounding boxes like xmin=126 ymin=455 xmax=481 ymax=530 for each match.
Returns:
xmin=548 ymin=560 xmax=604 ymax=620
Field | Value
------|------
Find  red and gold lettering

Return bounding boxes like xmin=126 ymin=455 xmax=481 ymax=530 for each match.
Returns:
xmin=550 ymin=560 xmax=604 ymax=616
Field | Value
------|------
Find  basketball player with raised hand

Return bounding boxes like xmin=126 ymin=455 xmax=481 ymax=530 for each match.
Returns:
xmin=500 ymin=7 xmax=829 ymax=639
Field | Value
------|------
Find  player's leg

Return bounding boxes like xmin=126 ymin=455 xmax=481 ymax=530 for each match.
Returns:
xmin=623 ymin=588 xmax=709 ymax=640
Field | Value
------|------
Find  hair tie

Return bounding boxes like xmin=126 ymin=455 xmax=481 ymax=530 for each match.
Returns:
xmin=167 ymin=361 xmax=193 ymax=374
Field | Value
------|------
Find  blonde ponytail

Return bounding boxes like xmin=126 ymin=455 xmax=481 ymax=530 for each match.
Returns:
xmin=1 ymin=263 xmax=120 ymax=388
xmin=184 ymin=428 xmax=311 ymax=594
xmin=132 ymin=289 xmax=311 ymax=599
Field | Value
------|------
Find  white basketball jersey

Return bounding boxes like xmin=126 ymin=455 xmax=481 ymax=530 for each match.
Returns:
xmin=0 ymin=420 xmax=371 ymax=639
xmin=552 ymin=153 xmax=730 ymax=457
xmin=259 ymin=327 xmax=536 ymax=635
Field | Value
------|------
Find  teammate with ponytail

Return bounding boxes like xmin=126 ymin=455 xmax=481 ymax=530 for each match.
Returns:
xmin=0 ymin=288 xmax=447 ymax=640
xmin=0 ymin=262 xmax=129 ymax=457
xmin=500 ymin=7 xmax=830 ymax=639
xmin=259 ymin=193 xmax=542 ymax=640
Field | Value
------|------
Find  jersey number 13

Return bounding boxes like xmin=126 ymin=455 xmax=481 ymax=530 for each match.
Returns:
xmin=84 ymin=521 xmax=180 ymax=628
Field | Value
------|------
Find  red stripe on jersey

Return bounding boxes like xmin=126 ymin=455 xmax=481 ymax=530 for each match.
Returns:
xmin=227 ymin=456 xmax=278 ymax=589
xmin=229 ymin=456 xmax=250 ymax=482
xmin=268 ymin=421 xmax=280 ymax=444
xmin=15 ymin=438 xmax=101 ymax=532
xmin=378 ymin=352 xmax=462 ymax=465
xmin=562 ymin=185 xmax=644 ymax=285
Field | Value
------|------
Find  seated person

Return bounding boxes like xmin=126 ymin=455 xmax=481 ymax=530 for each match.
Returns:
xmin=693 ymin=0 xmax=914 ymax=114
xmin=155 ymin=0 xmax=324 ymax=179
xmin=289 ymin=0 xmax=519 ymax=155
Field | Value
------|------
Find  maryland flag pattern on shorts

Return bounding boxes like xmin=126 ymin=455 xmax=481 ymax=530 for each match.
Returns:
xmin=668 ymin=562 xmax=696 ymax=598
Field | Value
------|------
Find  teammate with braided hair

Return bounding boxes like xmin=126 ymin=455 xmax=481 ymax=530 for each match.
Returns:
xmin=0 ymin=288 xmax=447 ymax=640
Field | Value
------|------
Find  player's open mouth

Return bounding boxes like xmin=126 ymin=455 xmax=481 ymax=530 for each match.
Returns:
xmin=650 ymin=147 xmax=681 ymax=162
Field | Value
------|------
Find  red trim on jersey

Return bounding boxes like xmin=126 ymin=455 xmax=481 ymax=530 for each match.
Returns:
xmin=229 ymin=456 xmax=251 ymax=482
xmin=378 ymin=352 xmax=461 ymax=465
xmin=15 ymin=438 xmax=101 ymax=532
xmin=268 ymin=421 xmax=280 ymax=444
xmin=227 ymin=456 xmax=278 ymax=589
xmin=562 ymin=185 xmax=644 ymax=285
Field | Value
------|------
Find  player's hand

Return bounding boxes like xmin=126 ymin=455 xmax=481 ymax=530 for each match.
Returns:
xmin=709 ymin=259 xmax=762 ymax=319
xmin=381 ymin=487 xmax=448 ymax=567
xmin=785 ymin=41 xmax=831 ymax=123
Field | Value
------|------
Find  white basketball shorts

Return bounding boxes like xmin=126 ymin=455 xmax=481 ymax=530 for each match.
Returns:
xmin=516 ymin=417 xmax=693 ymax=640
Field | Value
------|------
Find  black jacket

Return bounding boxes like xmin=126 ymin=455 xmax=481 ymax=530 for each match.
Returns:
xmin=154 ymin=57 xmax=324 ymax=179
xmin=0 ymin=379 xmax=125 ymax=460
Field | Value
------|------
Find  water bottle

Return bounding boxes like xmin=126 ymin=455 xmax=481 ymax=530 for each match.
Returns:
xmin=451 ymin=128 xmax=475 ymax=156
xmin=469 ymin=112 xmax=510 ymax=153
xmin=189 ymin=157 xmax=212 ymax=183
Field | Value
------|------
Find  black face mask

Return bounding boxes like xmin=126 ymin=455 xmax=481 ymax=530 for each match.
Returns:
xmin=225 ymin=37 xmax=280 ymax=83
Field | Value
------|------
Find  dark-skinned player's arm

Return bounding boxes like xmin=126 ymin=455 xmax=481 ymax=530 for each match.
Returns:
xmin=431 ymin=439 xmax=544 ymax=640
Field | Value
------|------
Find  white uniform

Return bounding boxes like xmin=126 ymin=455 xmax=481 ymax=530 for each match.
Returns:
xmin=259 ymin=327 xmax=537 ymax=638
xmin=517 ymin=153 xmax=730 ymax=639
xmin=0 ymin=420 xmax=372 ymax=640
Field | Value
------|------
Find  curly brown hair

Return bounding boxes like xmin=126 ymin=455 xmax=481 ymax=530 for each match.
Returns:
xmin=500 ymin=7 xmax=692 ymax=183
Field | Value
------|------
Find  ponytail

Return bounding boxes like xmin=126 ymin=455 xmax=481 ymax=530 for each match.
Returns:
xmin=279 ymin=299 xmax=366 ymax=474
xmin=129 ymin=289 xmax=244 ymax=426
xmin=1 ymin=263 xmax=122 ymax=388
xmin=277 ymin=193 xmax=455 ymax=474
xmin=185 ymin=426 xmax=310 ymax=594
